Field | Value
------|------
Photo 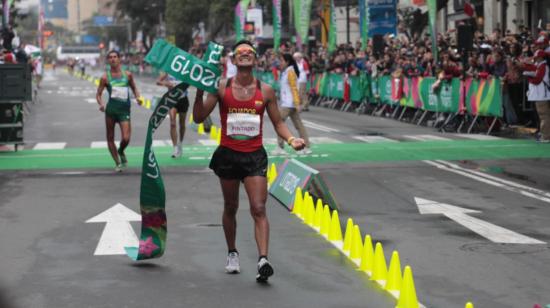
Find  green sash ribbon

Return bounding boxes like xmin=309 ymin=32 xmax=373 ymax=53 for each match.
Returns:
xmin=125 ymin=40 xmax=222 ymax=261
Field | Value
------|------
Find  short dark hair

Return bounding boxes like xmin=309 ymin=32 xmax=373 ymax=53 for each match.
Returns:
xmin=232 ymin=39 xmax=255 ymax=52
xmin=106 ymin=50 xmax=120 ymax=58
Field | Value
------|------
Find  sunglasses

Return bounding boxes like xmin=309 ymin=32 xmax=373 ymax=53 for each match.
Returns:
xmin=234 ymin=46 xmax=256 ymax=57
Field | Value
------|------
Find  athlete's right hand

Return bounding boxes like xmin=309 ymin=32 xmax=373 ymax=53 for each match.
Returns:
xmin=99 ymin=104 xmax=105 ymax=112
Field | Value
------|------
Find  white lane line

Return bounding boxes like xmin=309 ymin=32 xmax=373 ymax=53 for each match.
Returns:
xmin=198 ymin=139 xmax=218 ymax=146
xmin=85 ymin=98 xmax=97 ymax=104
xmin=452 ymin=133 xmax=503 ymax=140
xmin=434 ymin=160 xmax=550 ymax=199
xmin=302 ymin=120 xmax=340 ymax=133
xmin=91 ymin=140 xmax=169 ymax=148
xmin=33 ymin=142 xmax=67 ymax=150
xmin=404 ymin=134 xmax=452 ymax=141
xmin=352 ymin=136 xmax=397 ymax=143
xmin=424 ymin=160 xmax=550 ymax=204
xmin=310 ymin=137 xmax=342 ymax=144
xmin=91 ymin=141 xmax=119 ymax=148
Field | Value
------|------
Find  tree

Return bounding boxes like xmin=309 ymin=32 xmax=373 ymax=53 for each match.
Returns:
xmin=114 ymin=0 xmax=166 ymax=51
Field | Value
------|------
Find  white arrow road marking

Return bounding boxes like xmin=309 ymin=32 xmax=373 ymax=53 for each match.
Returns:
xmin=404 ymin=134 xmax=452 ymax=141
xmin=352 ymin=135 xmax=397 ymax=143
xmin=415 ymin=197 xmax=545 ymax=244
xmin=86 ymin=203 xmax=142 ymax=255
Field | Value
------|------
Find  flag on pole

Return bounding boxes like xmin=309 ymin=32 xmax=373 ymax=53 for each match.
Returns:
xmin=328 ymin=0 xmax=336 ymax=54
xmin=359 ymin=0 xmax=370 ymax=51
xmin=2 ymin=0 xmax=14 ymax=28
xmin=427 ymin=0 xmax=438 ymax=62
xmin=234 ymin=0 xmax=251 ymax=42
xmin=293 ymin=0 xmax=312 ymax=50
xmin=273 ymin=0 xmax=282 ymax=52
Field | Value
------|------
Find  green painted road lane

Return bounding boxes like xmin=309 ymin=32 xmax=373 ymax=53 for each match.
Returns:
xmin=0 ymin=139 xmax=549 ymax=171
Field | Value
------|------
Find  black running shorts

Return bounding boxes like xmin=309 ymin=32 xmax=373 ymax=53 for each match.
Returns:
xmin=209 ymin=146 xmax=268 ymax=180
xmin=174 ymin=97 xmax=189 ymax=113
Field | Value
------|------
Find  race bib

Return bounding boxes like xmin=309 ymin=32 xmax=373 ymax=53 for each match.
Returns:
xmin=111 ymin=86 xmax=129 ymax=100
xmin=227 ymin=113 xmax=261 ymax=138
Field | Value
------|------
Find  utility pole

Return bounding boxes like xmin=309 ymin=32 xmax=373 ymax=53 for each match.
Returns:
xmin=76 ymin=0 xmax=81 ymax=42
xmin=346 ymin=0 xmax=350 ymax=44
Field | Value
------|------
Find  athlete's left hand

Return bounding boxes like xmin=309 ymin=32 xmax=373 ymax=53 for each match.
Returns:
xmin=290 ymin=138 xmax=306 ymax=151
xmin=137 ymin=97 xmax=144 ymax=106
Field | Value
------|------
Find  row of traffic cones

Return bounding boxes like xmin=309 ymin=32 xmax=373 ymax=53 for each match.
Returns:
xmin=289 ymin=187 xmax=477 ymax=308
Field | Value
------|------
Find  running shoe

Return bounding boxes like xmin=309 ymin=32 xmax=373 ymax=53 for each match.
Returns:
xmin=225 ymin=252 xmax=240 ymax=274
xmin=256 ymin=257 xmax=274 ymax=283
xmin=118 ymin=149 xmax=128 ymax=166
xmin=114 ymin=164 xmax=123 ymax=172
xmin=172 ymin=144 xmax=182 ymax=158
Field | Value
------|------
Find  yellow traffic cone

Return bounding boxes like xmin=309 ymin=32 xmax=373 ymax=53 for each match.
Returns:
xmin=291 ymin=187 xmax=303 ymax=216
xmin=465 ymin=302 xmax=474 ymax=308
xmin=305 ymin=195 xmax=315 ymax=227
xmin=188 ymin=113 xmax=194 ymax=124
xmin=313 ymin=198 xmax=323 ymax=229
xmin=371 ymin=242 xmax=388 ymax=283
xmin=350 ymin=225 xmax=363 ymax=261
xmin=385 ymin=251 xmax=403 ymax=292
xmin=210 ymin=124 xmax=218 ymax=140
xmin=342 ymin=218 xmax=354 ymax=253
xmin=328 ymin=210 xmax=343 ymax=243
xmin=320 ymin=205 xmax=331 ymax=238
xmin=300 ymin=192 xmax=310 ymax=221
xmin=197 ymin=123 xmax=205 ymax=135
xmin=359 ymin=234 xmax=374 ymax=273
xmin=396 ymin=266 xmax=419 ymax=308
xmin=268 ymin=163 xmax=277 ymax=187
xmin=216 ymin=127 xmax=222 ymax=144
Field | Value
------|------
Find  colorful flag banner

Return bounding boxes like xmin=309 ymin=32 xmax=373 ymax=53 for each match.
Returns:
xmin=359 ymin=0 xmax=370 ymax=51
xmin=294 ymin=0 xmax=312 ymax=49
xmin=328 ymin=0 xmax=336 ymax=54
xmin=273 ymin=0 xmax=281 ymax=52
xmin=234 ymin=0 xmax=251 ymax=42
xmin=426 ymin=0 xmax=438 ymax=62
xmin=2 ymin=0 xmax=14 ymax=28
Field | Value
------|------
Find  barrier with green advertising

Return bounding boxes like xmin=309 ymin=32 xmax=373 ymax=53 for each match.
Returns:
xmin=264 ymin=70 xmax=502 ymax=117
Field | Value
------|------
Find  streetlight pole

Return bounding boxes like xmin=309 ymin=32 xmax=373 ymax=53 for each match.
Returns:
xmin=346 ymin=0 xmax=350 ymax=44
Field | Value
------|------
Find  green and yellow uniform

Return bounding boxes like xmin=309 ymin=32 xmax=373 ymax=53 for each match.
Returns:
xmin=105 ymin=70 xmax=131 ymax=122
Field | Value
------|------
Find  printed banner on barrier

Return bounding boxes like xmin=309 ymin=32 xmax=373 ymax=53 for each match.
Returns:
xmin=463 ymin=77 xmax=503 ymax=117
xmin=269 ymin=159 xmax=339 ymax=211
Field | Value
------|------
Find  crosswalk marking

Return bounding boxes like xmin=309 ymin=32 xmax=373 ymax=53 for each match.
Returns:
xmin=452 ymin=134 xmax=502 ymax=140
xmin=403 ymin=134 xmax=452 ymax=141
xmin=33 ymin=142 xmax=67 ymax=150
xmin=91 ymin=141 xmax=119 ymax=148
xmin=198 ymin=139 xmax=218 ymax=146
xmin=310 ymin=137 xmax=342 ymax=144
xmin=263 ymin=136 xmax=341 ymax=145
xmin=352 ymin=136 xmax=397 ymax=143
xmin=302 ymin=120 xmax=340 ymax=133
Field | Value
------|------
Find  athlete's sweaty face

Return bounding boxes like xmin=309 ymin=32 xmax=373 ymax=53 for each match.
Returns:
xmin=107 ymin=52 xmax=120 ymax=67
xmin=233 ymin=44 xmax=256 ymax=68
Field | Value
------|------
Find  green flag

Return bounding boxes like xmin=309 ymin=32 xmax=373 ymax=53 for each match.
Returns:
xmin=294 ymin=0 xmax=312 ymax=49
xmin=273 ymin=0 xmax=282 ymax=52
xmin=328 ymin=0 xmax=336 ymax=54
xmin=126 ymin=40 xmax=223 ymax=261
xmin=359 ymin=0 xmax=369 ymax=51
xmin=427 ymin=0 xmax=438 ymax=62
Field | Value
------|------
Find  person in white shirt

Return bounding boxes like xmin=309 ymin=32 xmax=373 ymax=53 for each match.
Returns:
xmin=523 ymin=49 xmax=550 ymax=142
xmin=272 ymin=53 xmax=311 ymax=155
xmin=293 ymin=52 xmax=310 ymax=111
